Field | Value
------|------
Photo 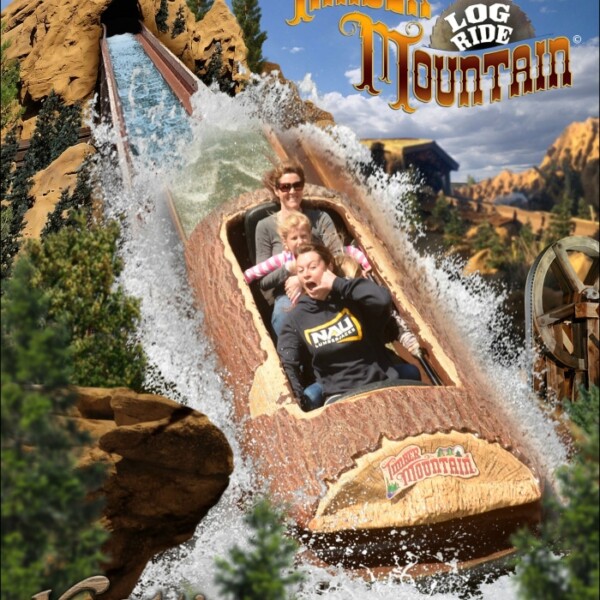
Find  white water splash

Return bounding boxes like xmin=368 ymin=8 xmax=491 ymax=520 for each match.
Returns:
xmin=91 ymin=57 xmax=567 ymax=599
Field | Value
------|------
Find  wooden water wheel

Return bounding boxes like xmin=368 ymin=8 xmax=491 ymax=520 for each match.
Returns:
xmin=525 ymin=236 xmax=599 ymax=402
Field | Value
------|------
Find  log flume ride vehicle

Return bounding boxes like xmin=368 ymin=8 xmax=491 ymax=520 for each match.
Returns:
xmin=180 ymin=132 xmax=546 ymax=578
xmin=99 ymin=23 xmax=549 ymax=579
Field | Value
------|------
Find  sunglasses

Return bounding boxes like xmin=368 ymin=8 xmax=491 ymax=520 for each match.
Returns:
xmin=277 ymin=181 xmax=304 ymax=192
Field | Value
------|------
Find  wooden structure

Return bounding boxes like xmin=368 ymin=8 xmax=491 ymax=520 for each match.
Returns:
xmin=182 ymin=148 xmax=543 ymax=576
xmin=361 ymin=138 xmax=459 ymax=196
xmin=525 ymin=236 xmax=600 ymax=403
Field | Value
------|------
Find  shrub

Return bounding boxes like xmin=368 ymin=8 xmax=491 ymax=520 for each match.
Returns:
xmin=1 ymin=257 xmax=108 ymax=599
xmin=215 ymin=498 xmax=304 ymax=600
xmin=512 ymin=385 xmax=599 ymax=599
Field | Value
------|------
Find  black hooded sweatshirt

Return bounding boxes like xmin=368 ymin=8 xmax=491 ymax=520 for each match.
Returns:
xmin=277 ymin=276 xmax=400 ymax=399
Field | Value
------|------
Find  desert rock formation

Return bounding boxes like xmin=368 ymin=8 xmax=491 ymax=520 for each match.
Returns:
xmin=456 ymin=117 xmax=599 ymax=211
xmin=74 ymin=387 xmax=233 ymax=600
xmin=1 ymin=0 xmax=248 ymax=113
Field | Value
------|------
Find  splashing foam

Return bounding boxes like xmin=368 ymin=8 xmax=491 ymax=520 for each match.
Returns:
xmin=90 ymin=71 xmax=567 ymax=599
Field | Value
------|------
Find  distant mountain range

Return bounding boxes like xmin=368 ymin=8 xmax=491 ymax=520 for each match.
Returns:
xmin=455 ymin=117 xmax=599 ymax=214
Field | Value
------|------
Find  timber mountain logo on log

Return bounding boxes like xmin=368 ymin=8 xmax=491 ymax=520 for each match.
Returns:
xmin=380 ymin=444 xmax=480 ymax=499
xmin=430 ymin=0 xmax=535 ymax=51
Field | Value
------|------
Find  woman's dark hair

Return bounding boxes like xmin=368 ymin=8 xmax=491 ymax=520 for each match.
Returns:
xmin=295 ymin=242 xmax=343 ymax=276
xmin=263 ymin=160 xmax=305 ymax=197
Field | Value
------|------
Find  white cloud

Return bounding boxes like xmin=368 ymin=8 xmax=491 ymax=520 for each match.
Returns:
xmin=282 ymin=46 xmax=305 ymax=54
xmin=297 ymin=72 xmax=319 ymax=103
xmin=344 ymin=67 xmax=362 ymax=86
xmin=309 ymin=39 xmax=599 ymax=181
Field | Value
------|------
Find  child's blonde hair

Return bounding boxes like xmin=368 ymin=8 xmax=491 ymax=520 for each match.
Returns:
xmin=336 ymin=255 xmax=363 ymax=279
xmin=277 ymin=211 xmax=312 ymax=241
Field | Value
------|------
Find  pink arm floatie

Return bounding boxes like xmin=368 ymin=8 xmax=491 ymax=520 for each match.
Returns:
xmin=244 ymin=251 xmax=294 ymax=283
xmin=344 ymin=245 xmax=371 ymax=271
xmin=244 ymin=247 xmax=371 ymax=284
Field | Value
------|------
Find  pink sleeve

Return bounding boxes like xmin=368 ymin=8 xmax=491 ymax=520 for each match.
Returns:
xmin=244 ymin=251 xmax=293 ymax=283
xmin=344 ymin=245 xmax=371 ymax=271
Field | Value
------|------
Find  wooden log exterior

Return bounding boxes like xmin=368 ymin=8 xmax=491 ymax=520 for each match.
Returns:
xmin=183 ymin=184 xmax=543 ymax=570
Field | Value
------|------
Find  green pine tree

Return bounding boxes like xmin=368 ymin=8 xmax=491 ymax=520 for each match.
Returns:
xmin=1 ymin=21 xmax=22 ymax=130
xmin=545 ymin=193 xmax=574 ymax=244
xmin=431 ymin=195 xmax=451 ymax=232
xmin=22 ymin=91 xmax=81 ymax=179
xmin=1 ymin=168 xmax=34 ymax=284
xmin=1 ymin=90 xmax=82 ymax=284
xmin=42 ymin=158 xmax=93 ymax=239
xmin=155 ymin=0 xmax=170 ymax=34
xmin=513 ymin=385 xmax=599 ymax=599
xmin=171 ymin=6 xmax=187 ymax=38
xmin=442 ymin=207 xmax=466 ymax=249
xmin=186 ymin=0 xmax=213 ymax=21
xmin=41 ymin=188 xmax=72 ymax=239
xmin=26 ymin=212 xmax=147 ymax=390
xmin=232 ymin=0 xmax=267 ymax=73
xmin=577 ymin=197 xmax=591 ymax=220
xmin=200 ymin=41 xmax=234 ymax=94
xmin=214 ymin=498 xmax=304 ymax=600
xmin=0 ymin=125 xmax=18 ymax=198
xmin=1 ymin=257 xmax=108 ymax=599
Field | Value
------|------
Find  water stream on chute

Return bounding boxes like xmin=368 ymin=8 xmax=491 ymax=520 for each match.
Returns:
xmin=93 ymin=33 xmax=568 ymax=599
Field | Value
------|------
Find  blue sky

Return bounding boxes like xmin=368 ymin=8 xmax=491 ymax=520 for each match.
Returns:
xmin=2 ymin=0 xmax=598 ymax=181
xmin=257 ymin=0 xmax=599 ymax=181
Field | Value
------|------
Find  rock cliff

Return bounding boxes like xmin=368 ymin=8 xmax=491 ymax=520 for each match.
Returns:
xmin=456 ymin=117 xmax=599 ymax=212
xmin=1 ymin=0 xmax=249 ymax=123
xmin=74 ymin=387 xmax=233 ymax=600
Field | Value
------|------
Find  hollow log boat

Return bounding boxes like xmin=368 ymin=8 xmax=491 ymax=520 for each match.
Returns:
xmin=183 ymin=179 xmax=543 ymax=578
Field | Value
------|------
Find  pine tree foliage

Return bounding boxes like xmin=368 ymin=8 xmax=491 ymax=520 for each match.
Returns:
xmin=186 ymin=0 xmax=213 ymax=21
xmin=41 ymin=159 xmax=93 ymax=239
xmin=26 ymin=212 xmax=147 ymax=390
xmin=1 ymin=167 xmax=33 ymax=284
xmin=513 ymin=385 xmax=599 ymax=600
xmin=24 ymin=91 xmax=81 ymax=178
xmin=171 ymin=6 xmax=187 ymax=38
xmin=472 ymin=221 xmax=506 ymax=267
xmin=0 ymin=126 xmax=18 ymax=198
xmin=431 ymin=195 xmax=452 ymax=232
xmin=1 ymin=257 xmax=107 ymax=599
xmin=200 ymin=41 xmax=234 ymax=94
xmin=1 ymin=21 xmax=22 ymax=130
xmin=1 ymin=90 xmax=83 ymax=283
xmin=155 ymin=0 xmax=170 ymax=33
xmin=232 ymin=0 xmax=267 ymax=73
xmin=545 ymin=193 xmax=574 ymax=244
xmin=214 ymin=498 xmax=304 ymax=600
xmin=442 ymin=207 xmax=466 ymax=249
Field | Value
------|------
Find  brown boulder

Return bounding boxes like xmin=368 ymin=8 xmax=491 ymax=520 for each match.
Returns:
xmin=74 ymin=387 xmax=233 ymax=600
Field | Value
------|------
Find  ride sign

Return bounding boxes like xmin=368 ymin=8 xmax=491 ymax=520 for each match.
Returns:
xmin=380 ymin=444 xmax=480 ymax=499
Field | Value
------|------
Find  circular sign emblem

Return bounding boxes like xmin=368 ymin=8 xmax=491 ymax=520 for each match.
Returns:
xmin=430 ymin=0 xmax=536 ymax=51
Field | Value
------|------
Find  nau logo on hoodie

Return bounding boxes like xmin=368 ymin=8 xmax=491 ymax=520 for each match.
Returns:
xmin=304 ymin=308 xmax=363 ymax=348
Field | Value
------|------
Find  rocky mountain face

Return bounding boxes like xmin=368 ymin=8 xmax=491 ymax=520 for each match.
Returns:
xmin=1 ymin=0 xmax=249 ymax=134
xmin=456 ymin=117 xmax=599 ymax=212
xmin=74 ymin=387 xmax=233 ymax=600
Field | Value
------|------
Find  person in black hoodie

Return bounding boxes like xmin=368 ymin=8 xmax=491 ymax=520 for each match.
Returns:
xmin=277 ymin=242 xmax=420 ymax=411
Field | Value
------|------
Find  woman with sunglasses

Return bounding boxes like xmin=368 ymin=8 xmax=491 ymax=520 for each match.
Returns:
xmin=256 ymin=161 xmax=343 ymax=336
